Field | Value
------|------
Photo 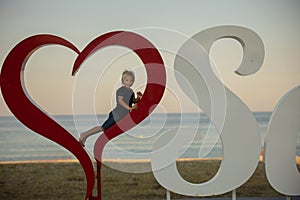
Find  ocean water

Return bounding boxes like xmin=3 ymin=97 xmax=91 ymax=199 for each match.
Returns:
xmin=0 ymin=112 xmax=299 ymax=162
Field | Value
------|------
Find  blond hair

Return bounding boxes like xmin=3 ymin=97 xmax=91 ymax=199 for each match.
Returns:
xmin=121 ymin=70 xmax=135 ymax=83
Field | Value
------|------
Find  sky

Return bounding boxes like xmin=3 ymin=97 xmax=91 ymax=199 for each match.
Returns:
xmin=0 ymin=0 xmax=300 ymax=116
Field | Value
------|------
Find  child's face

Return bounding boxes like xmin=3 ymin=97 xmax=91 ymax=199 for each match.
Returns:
xmin=123 ymin=75 xmax=134 ymax=88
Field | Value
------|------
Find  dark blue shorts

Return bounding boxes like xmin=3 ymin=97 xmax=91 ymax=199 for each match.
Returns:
xmin=101 ymin=112 xmax=116 ymax=131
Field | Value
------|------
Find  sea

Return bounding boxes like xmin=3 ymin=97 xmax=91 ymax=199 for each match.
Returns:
xmin=0 ymin=112 xmax=299 ymax=162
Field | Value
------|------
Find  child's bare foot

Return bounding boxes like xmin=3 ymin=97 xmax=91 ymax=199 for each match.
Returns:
xmin=78 ymin=126 xmax=104 ymax=147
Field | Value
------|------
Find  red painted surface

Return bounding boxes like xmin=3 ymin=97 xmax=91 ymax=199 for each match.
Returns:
xmin=0 ymin=31 xmax=166 ymax=200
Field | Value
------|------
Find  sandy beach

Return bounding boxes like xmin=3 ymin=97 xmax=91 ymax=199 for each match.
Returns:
xmin=2 ymin=157 xmax=299 ymax=200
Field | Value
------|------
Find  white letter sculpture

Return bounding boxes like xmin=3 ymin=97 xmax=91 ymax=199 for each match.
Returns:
xmin=151 ymin=25 xmax=264 ymax=196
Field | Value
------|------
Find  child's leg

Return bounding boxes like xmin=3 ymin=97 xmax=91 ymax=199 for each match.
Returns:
xmin=79 ymin=126 xmax=104 ymax=146
xmin=79 ymin=112 xmax=116 ymax=146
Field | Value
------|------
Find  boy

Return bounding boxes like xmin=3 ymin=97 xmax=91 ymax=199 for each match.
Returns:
xmin=79 ymin=70 xmax=142 ymax=146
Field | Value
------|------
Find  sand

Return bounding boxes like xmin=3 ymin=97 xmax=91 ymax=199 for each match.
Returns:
xmin=2 ymin=157 xmax=299 ymax=200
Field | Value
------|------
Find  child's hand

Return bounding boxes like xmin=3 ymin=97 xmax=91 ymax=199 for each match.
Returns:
xmin=133 ymin=91 xmax=143 ymax=104
xmin=136 ymin=91 xmax=143 ymax=98
xmin=131 ymin=104 xmax=138 ymax=111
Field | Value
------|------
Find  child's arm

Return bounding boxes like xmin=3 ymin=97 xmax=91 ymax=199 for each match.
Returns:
xmin=118 ymin=97 xmax=138 ymax=111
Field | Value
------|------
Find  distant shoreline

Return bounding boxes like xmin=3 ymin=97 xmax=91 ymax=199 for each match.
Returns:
xmin=1 ymin=156 xmax=299 ymax=165
xmin=0 ymin=157 xmax=223 ymax=165
xmin=0 ymin=156 xmax=259 ymax=164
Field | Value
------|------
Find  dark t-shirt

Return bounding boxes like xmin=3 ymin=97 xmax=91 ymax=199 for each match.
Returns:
xmin=111 ymin=86 xmax=134 ymax=121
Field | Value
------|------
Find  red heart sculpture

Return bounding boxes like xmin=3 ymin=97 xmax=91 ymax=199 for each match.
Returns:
xmin=0 ymin=32 xmax=166 ymax=199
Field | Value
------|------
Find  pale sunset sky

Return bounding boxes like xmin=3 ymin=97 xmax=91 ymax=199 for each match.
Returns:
xmin=0 ymin=0 xmax=299 ymax=116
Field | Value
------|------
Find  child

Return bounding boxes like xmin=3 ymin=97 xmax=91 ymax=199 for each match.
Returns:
xmin=79 ymin=70 xmax=142 ymax=147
